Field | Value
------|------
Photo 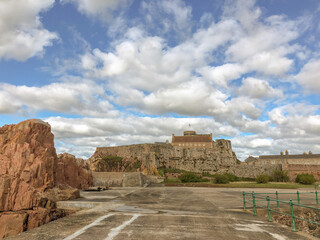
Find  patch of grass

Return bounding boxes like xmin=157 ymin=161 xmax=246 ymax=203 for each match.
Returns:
xmin=164 ymin=181 xmax=314 ymax=189
xmin=164 ymin=177 xmax=181 ymax=183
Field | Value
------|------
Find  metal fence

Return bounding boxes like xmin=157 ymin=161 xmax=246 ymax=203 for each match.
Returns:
xmin=243 ymin=191 xmax=320 ymax=232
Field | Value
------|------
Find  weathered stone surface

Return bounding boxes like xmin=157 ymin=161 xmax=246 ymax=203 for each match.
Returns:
xmin=92 ymin=172 xmax=125 ymax=187
xmin=0 ymin=208 xmax=68 ymax=239
xmin=90 ymin=140 xmax=237 ymax=174
xmin=56 ymin=153 xmax=93 ymax=189
xmin=92 ymin=172 xmax=147 ymax=187
xmin=89 ymin=155 xmax=146 ymax=173
xmin=227 ymin=164 xmax=281 ymax=178
xmin=43 ymin=184 xmax=80 ymax=202
xmin=245 ymin=154 xmax=320 ymax=181
xmin=0 ymin=212 xmax=28 ymax=239
xmin=0 ymin=119 xmax=80 ymax=239
xmin=0 ymin=119 xmax=56 ymax=212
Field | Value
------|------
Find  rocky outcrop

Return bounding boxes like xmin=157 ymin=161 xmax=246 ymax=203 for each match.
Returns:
xmin=0 ymin=119 xmax=80 ymax=239
xmin=0 ymin=119 xmax=56 ymax=212
xmin=56 ymin=153 xmax=93 ymax=189
xmin=0 ymin=208 xmax=68 ymax=239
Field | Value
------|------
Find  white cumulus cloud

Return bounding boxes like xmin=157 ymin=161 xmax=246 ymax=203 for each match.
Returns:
xmin=237 ymin=77 xmax=283 ymax=99
xmin=0 ymin=0 xmax=58 ymax=61
xmin=296 ymin=59 xmax=320 ymax=93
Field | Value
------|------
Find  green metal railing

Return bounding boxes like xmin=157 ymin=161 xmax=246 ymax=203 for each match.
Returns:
xmin=242 ymin=191 xmax=320 ymax=232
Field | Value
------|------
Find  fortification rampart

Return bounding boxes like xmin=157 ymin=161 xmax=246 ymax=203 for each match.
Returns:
xmin=90 ymin=139 xmax=237 ymax=174
xmin=283 ymin=164 xmax=320 ymax=181
xmin=228 ymin=164 xmax=281 ymax=179
xmin=245 ymin=154 xmax=320 ymax=180
xmin=257 ymin=154 xmax=320 ymax=165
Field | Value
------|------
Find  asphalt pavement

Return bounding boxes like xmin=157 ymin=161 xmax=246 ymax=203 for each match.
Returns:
xmin=6 ymin=186 xmax=315 ymax=240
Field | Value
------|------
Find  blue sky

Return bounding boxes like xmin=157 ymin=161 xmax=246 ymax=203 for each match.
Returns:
xmin=0 ymin=0 xmax=319 ymax=160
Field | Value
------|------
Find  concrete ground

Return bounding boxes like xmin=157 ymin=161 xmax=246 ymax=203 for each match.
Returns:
xmin=7 ymin=186 xmax=316 ymax=240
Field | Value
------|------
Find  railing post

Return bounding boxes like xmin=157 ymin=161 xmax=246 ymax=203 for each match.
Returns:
xmin=297 ymin=191 xmax=300 ymax=205
xmin=290 ymin=199 xmax=298 ymax=232
xmin=243 ymin=192 xmax=246 ymax=210
xmin=316 ymin=191 xmax=319 ymax=205
xmin=276 ymin=191 xmax=279 ymax=208
xmin=267 ymin=196 xmax=272 ymax=222
xmin=252 ymin=192 xmax=257 ymax=216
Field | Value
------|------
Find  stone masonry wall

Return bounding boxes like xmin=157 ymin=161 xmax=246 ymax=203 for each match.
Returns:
xmin=228 ymin=164 xmax=282 ymax=179
xmin=282 ymin=164 xmax=320 ymax=181
xmin=92 ymin=172 xmax=146 ymax=187
xmin=246 ymin=155 xmax=320 ymax=181
xmin=90 ymin=139 xmax=237 ymax=174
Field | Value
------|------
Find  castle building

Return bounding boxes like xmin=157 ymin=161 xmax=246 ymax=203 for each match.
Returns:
xmin=244 ymin=153 xmax=320 ymax=181
xmin=171 ymin=130 xmax=213 ymax=148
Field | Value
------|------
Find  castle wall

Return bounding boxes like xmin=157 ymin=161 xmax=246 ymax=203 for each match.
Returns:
xmin=245 ymin=154 xmax=320 ymax=181
xmin=92 ymin=172 xmax=146 ymax=187
xmin=228 ymin=164 xmax=281 ymax=179
xmin=91 ymin=139 xmax=237 ymax=174
xmin=282 ymin=164 xmax=320 ymax=181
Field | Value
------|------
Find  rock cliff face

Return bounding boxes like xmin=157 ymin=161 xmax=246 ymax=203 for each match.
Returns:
xmin=57 ymin=153 xmax=93 ymax=189
xmin=0 ymin=119 xmax=56 ymax=212
xmin=0 ymin=119 xmax=85 ymax=239
xmin=90 ymin=140 xmax=237 ymax=174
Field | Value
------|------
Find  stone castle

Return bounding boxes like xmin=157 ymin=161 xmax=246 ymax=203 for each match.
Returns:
xmin=89 ymin=129 xmax=320 ymax=181
xmin=90 ymin=130 xmax=238 ymax=174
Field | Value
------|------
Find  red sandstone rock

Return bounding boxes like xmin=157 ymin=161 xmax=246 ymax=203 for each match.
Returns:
xmin=0 ymin=208 xmax=68 ymax=239
xmin=43 ymin=184 xmax=80 ymax=202
xmin=0 ymin=119 xmax=57 ymax=212
xmin=0 ymin=212 xmax=28 ymax=239
xmin=56 ymin=153 xmax=93 ymax=189
xmin=0 ymin=119 xmax=81 ymax=239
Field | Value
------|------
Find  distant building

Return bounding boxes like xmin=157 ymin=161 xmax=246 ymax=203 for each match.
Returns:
xmin=171 ymin=130 xmax=213 ymax=148
xmin=244 ymin=153 xmax=320 ymax=181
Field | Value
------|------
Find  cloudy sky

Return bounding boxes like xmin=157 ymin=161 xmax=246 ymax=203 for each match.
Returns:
xmin=0 ymin=0 xmax=319 ymax=160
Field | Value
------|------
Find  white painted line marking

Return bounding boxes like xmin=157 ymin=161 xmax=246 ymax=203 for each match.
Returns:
xmin=269 ymin=233 xmax=287 ymax=240
xmin=235 ymin=223 xmax=287 ymax=240
xmin=63 ymin=213 xmax=114 ymax=240
xmin=105 ymin=214 xmax=140 ymax=240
